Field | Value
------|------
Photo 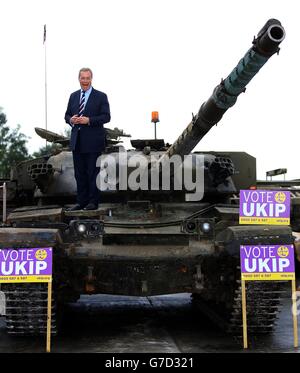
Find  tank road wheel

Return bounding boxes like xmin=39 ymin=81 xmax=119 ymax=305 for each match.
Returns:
xmin=2 ymin=283 xmax=60 ymax=336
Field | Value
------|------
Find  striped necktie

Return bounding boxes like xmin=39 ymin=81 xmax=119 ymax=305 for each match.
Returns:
xmin=78 ymin=91 xmax=85 ymax=116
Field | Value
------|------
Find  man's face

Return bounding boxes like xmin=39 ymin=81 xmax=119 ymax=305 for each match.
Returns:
xmin=79 ymin=71 xmax=92 ymax=91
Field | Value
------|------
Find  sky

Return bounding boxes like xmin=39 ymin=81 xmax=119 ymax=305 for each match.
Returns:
xmin=0 ymin=0 xmax=299 ymax=180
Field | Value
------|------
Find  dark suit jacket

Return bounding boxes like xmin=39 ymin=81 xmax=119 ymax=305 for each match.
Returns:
xmin=65 ymin=88 xmax=111 ymax=153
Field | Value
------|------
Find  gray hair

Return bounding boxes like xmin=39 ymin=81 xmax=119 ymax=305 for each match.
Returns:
xmin=78 ymin=67 xmax=93 ymax=79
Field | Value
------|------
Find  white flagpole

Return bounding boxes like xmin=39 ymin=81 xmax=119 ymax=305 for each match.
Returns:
xmin=44 ymin=24 xmax=48 ymax=148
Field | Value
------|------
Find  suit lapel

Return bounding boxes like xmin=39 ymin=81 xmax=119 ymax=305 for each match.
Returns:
xmin=74 ymin=90 xmax=81 ymax=115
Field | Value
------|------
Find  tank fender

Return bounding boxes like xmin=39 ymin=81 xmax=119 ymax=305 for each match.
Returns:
xmin=0 ymin=228 xmax=62 ymax=249
xmin=215 ymin=225 xmax=294 ymax=257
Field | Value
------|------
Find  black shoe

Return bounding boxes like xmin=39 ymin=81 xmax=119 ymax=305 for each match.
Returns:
xmin=67 ymin=204 xmax=84 ymax=211
xmin=83 ymin=203 xmax=98 ymax=211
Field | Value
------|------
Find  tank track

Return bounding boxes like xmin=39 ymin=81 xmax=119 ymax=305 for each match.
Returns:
xmin=228 ymin=280 xmax=287 ymax=334
xmin=2 ymin=283 xmax=57 ymax=336
xmin=192 ymin=272 xmax=288 ymax=336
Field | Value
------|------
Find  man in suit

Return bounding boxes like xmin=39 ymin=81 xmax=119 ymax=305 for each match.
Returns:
xmin=65 ymin=67 xmax=111 ymax=211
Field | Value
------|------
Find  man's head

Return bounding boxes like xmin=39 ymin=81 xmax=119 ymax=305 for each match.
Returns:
xmin=78 ymin=68 xmax=93 ymax=91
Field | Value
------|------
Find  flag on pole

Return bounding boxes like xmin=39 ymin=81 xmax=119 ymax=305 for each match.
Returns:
xmin=43 ymin=24 xmax=47 ymax=44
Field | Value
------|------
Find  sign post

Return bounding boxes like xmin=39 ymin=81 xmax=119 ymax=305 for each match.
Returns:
xmin=241 ymin=279 xmax=248 ymax=349
xmin=47 ymin=279 xmax=52 ymax=352
xmin=0 ymin=247 xmax=53 ymax=352
xmin=292 ymin=278 xmax=298 ymax=348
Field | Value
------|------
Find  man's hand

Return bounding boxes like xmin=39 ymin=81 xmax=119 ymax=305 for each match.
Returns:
xmin=70 ymin=115 xmax=80 ymax=125
xmin=70 ymin=115 xmax=90 ymax=125
xmin=77 ymin=116 xmax=90 ymax=125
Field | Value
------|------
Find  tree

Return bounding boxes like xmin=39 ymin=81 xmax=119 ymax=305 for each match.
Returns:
xmin=0 ymin=108 xmax=31 ymax=178
xmin=31 ymin=143 xmax=61 ymax=158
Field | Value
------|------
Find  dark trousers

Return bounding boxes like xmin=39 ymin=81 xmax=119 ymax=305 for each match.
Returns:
xmin=72 ymin=134 xmax=101 ymax=207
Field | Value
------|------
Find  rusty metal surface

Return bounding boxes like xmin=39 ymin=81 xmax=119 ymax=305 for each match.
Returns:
xmin=64 ymin=208 xmax=110 ymax=218
xmin=0 ymin=228 xmax=62 ymax=248
xmin=7 ymin=208 xmax=63 ymax=223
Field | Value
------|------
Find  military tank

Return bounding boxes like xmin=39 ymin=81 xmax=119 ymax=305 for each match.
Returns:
xmin=0 ymin=19 xmax=292 ymax=336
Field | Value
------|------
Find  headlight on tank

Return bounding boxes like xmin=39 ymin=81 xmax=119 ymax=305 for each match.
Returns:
xmin=77 ymin=223 xmax=87 ymax=233
xmin=201 ymin=222 xmax=211 ymax=233
xmin=182 ymin=218 xmax=214 ymax=238
xmin=186 ymin=221 xmax=197 ymax=233
xmin=70 ymin=220 xmax=104 ymax=238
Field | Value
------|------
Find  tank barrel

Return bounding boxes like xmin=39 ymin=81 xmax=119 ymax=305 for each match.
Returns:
xmin=161 ymin=19 xmax=285 ymax=160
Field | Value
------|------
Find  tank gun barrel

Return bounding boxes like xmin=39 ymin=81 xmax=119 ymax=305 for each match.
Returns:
xmin=161 ymin=19 xmax=285 ymax=160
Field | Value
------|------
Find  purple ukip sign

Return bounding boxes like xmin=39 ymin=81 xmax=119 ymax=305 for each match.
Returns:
xmin=240 ymin=244 xmax=295 ymax=280
xmin=0 ymin=247 xmax=52 ymax=283
xmin=239 ymin=190 xmax=290 ymax=225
